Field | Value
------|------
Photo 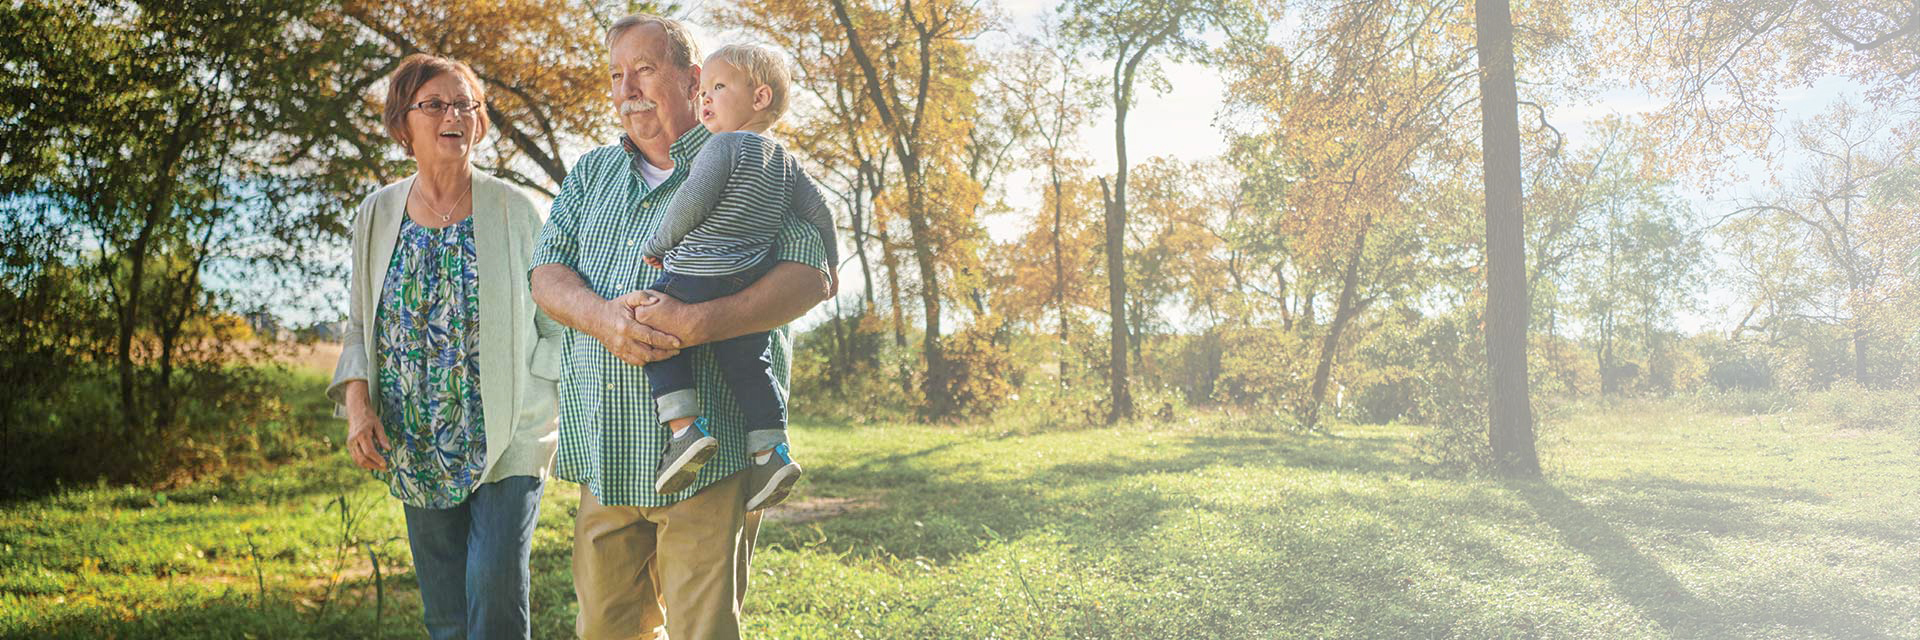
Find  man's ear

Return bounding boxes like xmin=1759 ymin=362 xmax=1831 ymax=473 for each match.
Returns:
xmin=754 ymin=83 xmax=773 ymax=111
xmin=685 ymin=64 xmax=702 ymax=96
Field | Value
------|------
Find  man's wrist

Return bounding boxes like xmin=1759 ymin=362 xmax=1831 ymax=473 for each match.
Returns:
xmin=594 ymin=297 xmax=629 ymax=341
xmin=680 ymin=298 xmax=716 ymax=344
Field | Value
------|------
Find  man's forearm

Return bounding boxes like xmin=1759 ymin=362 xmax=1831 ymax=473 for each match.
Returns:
xmin=531 ymin=263 xmax=610 ymax=334
xmin=691 ymin=261 xmax=830 ymax=343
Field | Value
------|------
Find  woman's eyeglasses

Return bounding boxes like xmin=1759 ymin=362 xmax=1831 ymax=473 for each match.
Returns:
xmin=409 ymin=99 xmax=483 ymax=117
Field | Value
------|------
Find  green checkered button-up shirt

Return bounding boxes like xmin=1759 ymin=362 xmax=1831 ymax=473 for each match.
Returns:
xmin=533 ymin=126 xmax=827 ymax=506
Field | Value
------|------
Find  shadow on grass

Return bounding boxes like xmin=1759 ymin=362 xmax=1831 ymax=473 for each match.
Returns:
xmin=1569 ymin=476 xmax=1917 ymax=549
xmin=4 ymin=579 xmax=427 ymax=640
xmin=12 ymin=524 xmax=583 ymax=640
xmin=1512 ymin=480 xmax=1895 ymax=639
xmin=771 ymin=429 xmax=1409 ymax=564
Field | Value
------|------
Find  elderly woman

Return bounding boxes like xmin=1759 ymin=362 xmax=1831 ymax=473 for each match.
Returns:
xmin=326 ymin=53 xmax=561 ymax=640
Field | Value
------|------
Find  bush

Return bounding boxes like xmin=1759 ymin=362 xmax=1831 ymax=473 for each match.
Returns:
xmin=791 ymin=310 xmax=915 ymax=424
xmin=1405 ymin=315 xmax=1497 ymax=473
xmin=929 ymin=317 xmax=1019 ymax=420
xmin=1689 ymin=388 xmax=1801 ymax=416
xmin=3 ymin=365 xmax=334 ymax=498
xmin=1816 ymin=384 xmax=1919 ymax=431
xmin=1645 ymin=335 xmax=1708 ymax=394
xmin=1212 ymin=326 xmax=1313 ymax=413
xmin=1698 ymin=336 xmax=1775 ymax=391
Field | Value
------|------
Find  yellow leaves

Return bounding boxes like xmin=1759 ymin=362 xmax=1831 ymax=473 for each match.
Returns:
xmin=1600 ymin=0 xmax=1920 ymax=178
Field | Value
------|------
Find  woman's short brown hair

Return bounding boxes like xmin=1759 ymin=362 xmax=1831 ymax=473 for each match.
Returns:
xmin=381 ymin=53 xmax=488 ymax=155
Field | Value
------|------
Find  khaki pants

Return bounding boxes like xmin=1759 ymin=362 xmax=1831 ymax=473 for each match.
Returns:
xmin=573 ymin=471 xmax=761 ymax=640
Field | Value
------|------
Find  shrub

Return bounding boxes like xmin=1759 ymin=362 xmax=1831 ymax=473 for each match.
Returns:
xmin=1212 ymin=325 xmax=1313 ymax=413
xmin=930 ymin=316 xmax=1020 ymax=420
xmin=1816 ymin=383 xmax=1918 ymax=431
xmin=791 ymin=310 xmax=915 ymax=424
xmin=2 ymin=364 xmax=332 ymax=498
xmin=1405 ymin=315 xmax=1497 ymax=473
xmin=1689 ymin=388 xmax=1800 ymax=416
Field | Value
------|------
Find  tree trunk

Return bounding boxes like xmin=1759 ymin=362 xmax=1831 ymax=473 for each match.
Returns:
xmin=828 ymin=0 xmax=956 ymax=418
xmin=1477 ymin=0 xmax=1540 ymax=476
xmin=880 ymin=221 xmax=911 ymax=398
xmin=1052 ymin=167 xmax=1069 ymax=389
xmin=1853 ymin=325 xmax=1871 ymax=386
xmin=1100 ymin=177 xmax=1133 ymax=423
xmin=850 ymin=162 xmax=877 ymax=312
xmin=1277 ymin=263 xmax=1293 ymax=331
xmin=1301 ymin=217 xmax=1369 ymax=430
xmin=115 ymin=234 xmax=148 ymax=437
xmin=116 ymin=149 xmax=184 ymax=436
xmin=881 ymin=221 xmax=906 ymax=348
xmin=900 ymin=176 xmax=952 ymax=419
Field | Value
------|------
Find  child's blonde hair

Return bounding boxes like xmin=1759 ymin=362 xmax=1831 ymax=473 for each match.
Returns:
xmin=706 ymin=44 xmax=792 ymax=126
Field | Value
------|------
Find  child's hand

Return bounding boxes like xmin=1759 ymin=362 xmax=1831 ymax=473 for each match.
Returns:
xmin=643 ymin=254 xmax=664 ymax=269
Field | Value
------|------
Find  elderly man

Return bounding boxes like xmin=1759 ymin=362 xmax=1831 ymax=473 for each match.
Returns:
xmin=529 ymin=14 xmax=832 ymax=640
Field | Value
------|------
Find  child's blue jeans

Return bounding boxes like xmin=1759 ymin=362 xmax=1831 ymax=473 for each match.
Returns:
xmin=642 ymin=258 xmax=786 ymax=439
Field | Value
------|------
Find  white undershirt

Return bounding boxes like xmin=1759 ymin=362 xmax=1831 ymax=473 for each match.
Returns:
xmin=638 ymin=157 xmax=672 ymax=188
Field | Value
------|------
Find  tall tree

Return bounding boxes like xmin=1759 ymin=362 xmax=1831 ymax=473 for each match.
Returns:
xmin=823 ymin=0 xmax=989 ymax=419
xmin=1477 ymin=0 xmax=1539 ymax=475
xmin=1570 ymin=137 xmax=1702 ymax=395
xmin=1728 ymin=101 xmax=1919 ymax=385
xmin=2 ymin=0 xmax=320 ymax=437
xmin=275 ymin=0 xmax=645 ymax=201
xmin=1001 ymin=26 xmax=1103 ymax=387
xmin=1220 ymin=0 xmax=1540 ymax=430
xmin=1065 ymin=0 xmax=1263 ymax=423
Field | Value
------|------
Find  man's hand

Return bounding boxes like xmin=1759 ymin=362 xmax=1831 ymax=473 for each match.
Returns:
xmin=532 ymin=263 xmax=683 ymax=367
xmin=629 ymin=290 xmax=713 ymax=347
xmin=591 ymin=291 xmax=683 ymax=366
xmin=628 ymin=262 xmax=830 ymax=349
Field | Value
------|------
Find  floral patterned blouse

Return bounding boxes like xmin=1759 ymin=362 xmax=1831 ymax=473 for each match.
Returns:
xmin=374 ymin=216 xmax=486 ymax=509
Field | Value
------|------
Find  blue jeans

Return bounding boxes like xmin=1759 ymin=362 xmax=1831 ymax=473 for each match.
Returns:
xmin=402 ymin=475 xmax=545 ymax=640
xmin=643 ymin=260 xmax=786 ymax=438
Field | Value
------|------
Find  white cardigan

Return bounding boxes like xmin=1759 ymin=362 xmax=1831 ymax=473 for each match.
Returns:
xmin=327 ymin=169 xmax=561 ymax=484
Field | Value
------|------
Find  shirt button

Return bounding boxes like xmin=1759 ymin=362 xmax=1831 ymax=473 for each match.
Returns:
xmin=626 ymin=240 xmax=635 ymax=246
xmin=605 ymin=383 xmax=616 ymax=390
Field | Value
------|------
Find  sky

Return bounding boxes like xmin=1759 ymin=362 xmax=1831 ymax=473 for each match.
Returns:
xmin=691 ymin=0 xmax=1885 ymax=337
xmin=283 ymin=2 xmax=1888 ymax=338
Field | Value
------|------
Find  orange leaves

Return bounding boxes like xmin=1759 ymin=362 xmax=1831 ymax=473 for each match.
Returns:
xmin=330 ymin=0 xmax=610 ymax=191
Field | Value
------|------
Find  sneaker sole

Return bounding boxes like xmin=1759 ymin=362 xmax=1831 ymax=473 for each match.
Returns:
xmin=655 ymin=436 xmax=718 ymax=494
xmin=746 ymin=464 xmax=801 ymax=511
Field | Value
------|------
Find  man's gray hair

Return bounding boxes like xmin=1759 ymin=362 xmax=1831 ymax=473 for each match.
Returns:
xmin=606 ymin=14 xmax=699 ymax=70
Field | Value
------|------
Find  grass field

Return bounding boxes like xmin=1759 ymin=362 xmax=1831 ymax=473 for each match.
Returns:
xmin=6 ymin=393 xmax=1920 ymax=638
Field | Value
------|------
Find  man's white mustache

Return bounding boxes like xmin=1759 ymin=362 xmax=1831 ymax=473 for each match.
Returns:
xmin=621 ymin=100 xmax=656 ymax=115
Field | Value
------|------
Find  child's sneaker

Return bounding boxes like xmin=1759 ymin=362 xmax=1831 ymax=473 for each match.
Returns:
xmin=744 ymin=443 xmax=802 ymax=511
xmin=655 ymin=418 xmax=718 ymax=494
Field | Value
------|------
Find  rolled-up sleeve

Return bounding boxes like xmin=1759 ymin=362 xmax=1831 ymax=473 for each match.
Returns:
xmin=790 ymin=169 xmax=839 ymax=278
xmin=773 ymin=207 xmax=828 ymax=276
xmin=532 ymin=163 xmax=587 ymax=273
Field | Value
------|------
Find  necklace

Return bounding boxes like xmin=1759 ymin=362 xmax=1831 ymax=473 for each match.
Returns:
xmin=412 ymin=178 xmax=472 ymax=224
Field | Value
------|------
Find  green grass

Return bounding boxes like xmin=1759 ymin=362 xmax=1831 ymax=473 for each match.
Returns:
xmin=7 ymin=397 xmax=1920 ymax=638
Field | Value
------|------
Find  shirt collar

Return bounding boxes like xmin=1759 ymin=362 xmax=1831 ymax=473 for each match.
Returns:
xmin=667 ymin=125 xmax=711 ymax=164
xmin=621 ymin=126 xmax=712 ymax=177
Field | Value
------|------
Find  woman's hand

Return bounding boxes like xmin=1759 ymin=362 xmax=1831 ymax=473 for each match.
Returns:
xmin=344 ymin=387 xmax=391 ymax=471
